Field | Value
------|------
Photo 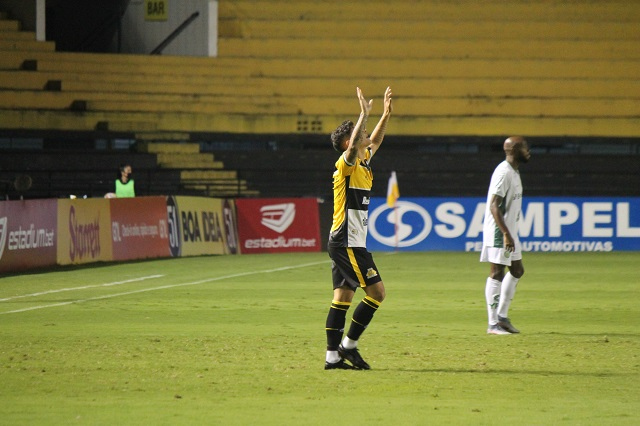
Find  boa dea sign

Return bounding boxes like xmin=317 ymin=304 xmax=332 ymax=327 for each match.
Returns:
xmin=367 ymin=197 xmax=640 ymax=252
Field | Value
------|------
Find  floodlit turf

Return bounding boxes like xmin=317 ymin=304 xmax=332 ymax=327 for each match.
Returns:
xmin=1 ymin=252 xmax=639 ymax=425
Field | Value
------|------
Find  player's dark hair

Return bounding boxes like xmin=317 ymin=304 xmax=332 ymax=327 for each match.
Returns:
xmin=331 ymin=120 xmax=354 ymax=152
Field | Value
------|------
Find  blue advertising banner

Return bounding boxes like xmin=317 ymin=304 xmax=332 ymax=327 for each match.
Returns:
xmin=367 ymin=197 xmax=640 ymax=252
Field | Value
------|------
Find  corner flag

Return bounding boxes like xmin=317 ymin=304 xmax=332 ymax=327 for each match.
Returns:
xmin=386 ymin=171 xmax=400 ymax=208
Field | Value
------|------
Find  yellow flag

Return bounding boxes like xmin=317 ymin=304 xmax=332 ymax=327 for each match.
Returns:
xmin=386 ymin=171 xmax=400 ymax=208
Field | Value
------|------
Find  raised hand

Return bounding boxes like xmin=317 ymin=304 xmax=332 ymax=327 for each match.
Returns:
xmin=357 ymin=87 xmax=373 ymax=116
xmin=383 ymin=86 xmax=393 ymax=115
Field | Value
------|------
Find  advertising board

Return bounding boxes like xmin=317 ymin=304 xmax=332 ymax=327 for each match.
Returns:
xmin=57 ymin=198 xmax=114 ymax=265
xmin=166 ymin=196 xmax=234 ymax=257
xmin=110 ymin=196 xmax=170 ymax=260
xmin=367 ymin=197 xmax=640 ymax=252
xmin=0 ymin=199 xmax=57 ymax=273
xmin=235 ymin=198 xmax=321 ymax=254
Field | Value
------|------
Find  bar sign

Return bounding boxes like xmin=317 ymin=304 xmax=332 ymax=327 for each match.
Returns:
xmin=145 ymin=0 xmax=168 ymax=21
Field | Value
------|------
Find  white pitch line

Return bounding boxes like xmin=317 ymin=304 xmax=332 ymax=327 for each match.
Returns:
xmin=0 ymin=275 xmax=165 ymax=302
xmin=0 ymin=260 xmax=330 ymax=315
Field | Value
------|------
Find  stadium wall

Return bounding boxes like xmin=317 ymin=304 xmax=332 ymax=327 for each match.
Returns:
xmin=2 ymin=195 xmax=637 ymax=274
xmin=0 ymin=195 xmax=235 ymax=273
xmin=0 ymin=195 xmax=323 ymax=274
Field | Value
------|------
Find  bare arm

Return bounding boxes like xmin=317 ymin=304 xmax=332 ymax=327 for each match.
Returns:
xmin=490 ymin=194 xmax=515 ymax=252
xmin=345 ymin=87 xmax=372 ymax=165
xmin=368 ymin=86 xmax=393 ymax=156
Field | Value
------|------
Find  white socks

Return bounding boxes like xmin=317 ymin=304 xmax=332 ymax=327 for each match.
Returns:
xmin=498 ymin=272 xmax=519 ymax=319
xmin=341 ymin=336 xmax=357 ymax=350
xmin=485 ymin=277 xmax=501 ymax=325
xmin=326 ymin=350 xmax=340 ymax=363
xmin=326 ymin=337 xmax=358 ymax=363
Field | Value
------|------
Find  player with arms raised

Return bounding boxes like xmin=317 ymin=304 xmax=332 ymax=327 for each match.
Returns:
xmin=324 ymin=86 xmax=392 ymax=370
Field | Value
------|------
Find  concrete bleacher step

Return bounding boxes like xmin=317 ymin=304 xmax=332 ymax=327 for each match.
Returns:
xmin=218 ymin=38 xmax=640 ymax=60
xmin=0 ymin=19 xmax=20 ymax=31
xmin=1 ymin=49 xmax=224 ymax=68
xmin=0 ymin=39 xmax=55 ymax=51
xmin=182 ymin=180 xmax=257 ymax=196
xmin=183 ymin=180 xmax=249 ymax=190
xmin=3 ymin=88 xmax=639 ymax=118
xmin=56 ymin=77 xmax=264 ymax=94
xmin=1 ymin=70 xmax=632 ymax=99
xmin=181 ymin=170 xmax=238 ymax=180
xmin=0 ymin=31 xmax=37 ymax=41
xmin=15 ymin=56 xmax=248 ymax=76
xmin=7 ymin=56 xmax=638 ymax=80
xmin=2 ymin=108 xmax=640 ymax=137
xmin=219 ymin=20 xmax=640 ymax=41
xmin=86 ymin=96 xmax=640 ymax=118
xmin=218 ymin=0 xmax=640 ymax=22
xmin=137 ymin=141 xmax=201 ymax=154
xmin=5 ymin=53 xmax=639 ymax=79
xmin=156 ymin=153 xmax=224 ymax=169
xmin=81 ymin=98 xmax=297 ymax=114
xmin=52 ymin=76 xmax=640 ymax=99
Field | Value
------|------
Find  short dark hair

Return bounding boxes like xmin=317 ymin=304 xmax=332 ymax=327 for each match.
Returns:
xmin=330 ymin=120 xmax=354 ymax=152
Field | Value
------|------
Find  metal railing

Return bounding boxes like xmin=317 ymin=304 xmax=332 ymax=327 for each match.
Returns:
xmin=151 ymin=11 xmax=200 ymax=55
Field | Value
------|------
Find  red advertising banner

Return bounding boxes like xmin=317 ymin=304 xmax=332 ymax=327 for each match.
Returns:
xmin=0 ymin=199 xmax=57 ymax=273
xmin=235 ymin=198 xmax=321 ymax=254
xmin=110 ymin=196 xmax=170 ymax=261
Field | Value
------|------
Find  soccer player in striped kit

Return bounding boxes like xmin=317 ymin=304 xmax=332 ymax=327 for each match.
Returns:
xmin=324 ymin=86 xmax=392 ymax=370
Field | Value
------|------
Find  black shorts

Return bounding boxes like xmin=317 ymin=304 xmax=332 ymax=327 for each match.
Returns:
xmin=328 ymin=245 xmax=382 ymax=291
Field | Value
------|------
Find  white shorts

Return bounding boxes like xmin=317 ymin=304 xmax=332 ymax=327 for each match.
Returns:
xmin=480 ymin=245 xmax=522 ymax=266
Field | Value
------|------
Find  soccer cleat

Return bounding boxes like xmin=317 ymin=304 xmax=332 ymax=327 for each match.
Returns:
xmin=487 ymin=324 xmax=512 ymax=335
xmin=324 ymin=359 xmax=355 ymax=370
xmin=497 ymin=316 xmax=520 ymax=334
xmin=338 ymin=344 xmax=371 ymax=370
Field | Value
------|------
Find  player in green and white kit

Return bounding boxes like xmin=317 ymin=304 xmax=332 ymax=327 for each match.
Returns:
xmin=481 ymin=136 xmax=531 ymax=335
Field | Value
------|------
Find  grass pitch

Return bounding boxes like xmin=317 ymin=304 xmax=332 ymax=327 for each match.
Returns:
xmin=1 ymin=252 xmax=639 ymax=425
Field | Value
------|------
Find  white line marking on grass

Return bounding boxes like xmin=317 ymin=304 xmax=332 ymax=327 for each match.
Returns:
xmin=0 ymin=275 xmax=165 ymax=302
xmin=0 ymin=260 xmax=330 ymax=315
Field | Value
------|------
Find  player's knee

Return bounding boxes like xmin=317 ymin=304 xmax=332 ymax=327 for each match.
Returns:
xmin=509 ymin=262 xmax=524 ymax=279
xmin=367 ymin=281 xmax=385 ymax=303
xmin=510 ymin=265 xmax=525 ymax=279
xmin=489 ymin=270 xmax=505 ymax=281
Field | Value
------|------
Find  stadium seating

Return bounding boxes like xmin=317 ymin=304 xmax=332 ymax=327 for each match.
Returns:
xmin=0 ymin=149 xmax=185 ymax=200
xmin=0 ymin=1 xmax=639 ymax=199
xmin=136 ymin=140 xmax=257 ymax=197
xmin=0 ymin=0 xmax=639 ymax=137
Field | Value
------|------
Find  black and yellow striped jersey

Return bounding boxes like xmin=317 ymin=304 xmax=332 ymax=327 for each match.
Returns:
xmin=329 ymin=147 xmax=373 ymax=248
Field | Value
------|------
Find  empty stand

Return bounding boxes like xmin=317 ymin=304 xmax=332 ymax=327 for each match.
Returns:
xmin=0 ymin=0 xmax=639 ymax=137
xmin=1 ymin=1 xmax=639 ymax=200
xmin=136 ymin=140 xmax=258 ymax=197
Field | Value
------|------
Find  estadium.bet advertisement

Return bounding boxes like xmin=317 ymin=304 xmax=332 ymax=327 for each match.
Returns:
xmin=235 ymin=198 xmax=321 ymax=254
xmin=0 ymin=196 xmax=246 ymax=273
xmin=367 ymin=197 xmax=640 ymax=252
